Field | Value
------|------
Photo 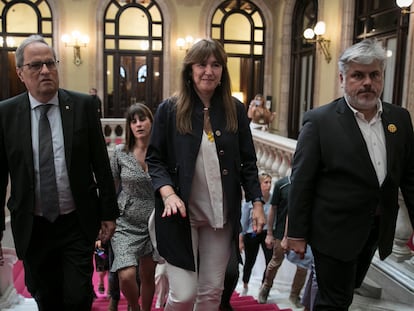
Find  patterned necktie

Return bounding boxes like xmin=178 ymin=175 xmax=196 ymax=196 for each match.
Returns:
xmin=38 ymin=104 xmax=59 ymax=222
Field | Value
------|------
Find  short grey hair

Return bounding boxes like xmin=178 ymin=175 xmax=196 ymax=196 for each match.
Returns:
xmin=15 ymin=35 xmax=57 ymax=68
xmin=338 ymin=39 xmax=387 ymax=74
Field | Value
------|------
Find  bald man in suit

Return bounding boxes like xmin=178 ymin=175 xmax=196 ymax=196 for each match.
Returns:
xmin=0 ymin=35 xmax=119 ymax=311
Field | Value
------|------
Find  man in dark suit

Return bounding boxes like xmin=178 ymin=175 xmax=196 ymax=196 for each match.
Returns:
xmin=0 ymin=35 xmax=119 ymax=310
xmin=286 ymin=39 xmax=414 ymax=310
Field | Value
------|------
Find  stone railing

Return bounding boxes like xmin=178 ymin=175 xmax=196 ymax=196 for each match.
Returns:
xmin=250 ymin=128 xmax=296 ymax=179
xmin=101 ymin=118 xmax=126 ymax=152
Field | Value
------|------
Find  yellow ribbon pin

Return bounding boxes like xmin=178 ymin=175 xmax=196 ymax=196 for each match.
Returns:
xmin=387 ymin=124 xmax=397 ymax=133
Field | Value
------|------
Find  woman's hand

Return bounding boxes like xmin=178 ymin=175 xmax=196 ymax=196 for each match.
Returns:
xmin=162 ymin=193 xmax=186 ymax=218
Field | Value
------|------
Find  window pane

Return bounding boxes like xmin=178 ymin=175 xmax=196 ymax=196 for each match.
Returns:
xmin=38 ymin=1 xmax=51 ymax=18
xmin=383 ymin=38 xmax=396 ymax=102
xmin=224 ymin=43 xmax=250 ymax=54
xmin=224 ymin=13 xmax=250 ymax=40
xmin=105 ymin=39 xmax=115 ymax=49
xmin=42 ymin=21 xmax=52 ymax=33
xmin=106 ymin=23 xmax=115 ymax=36
xmin=153 ymin=24 xmax=162 ymax=37
xmin=7 ymin=3 xmax=37 ymax=33
xmin=149 ymin=6 xmax=161 ymax=22
xmin=120 ymin=8 xmax=148 ymax=36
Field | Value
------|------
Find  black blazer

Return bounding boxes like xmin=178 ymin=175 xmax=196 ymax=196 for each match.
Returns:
xmin=146 ymin=95 xmax=262 ymax=271
xmin=0 ymin=89 xmax=119 ymax=259
xmin=288 ymin=97 xmax=414 ymax=261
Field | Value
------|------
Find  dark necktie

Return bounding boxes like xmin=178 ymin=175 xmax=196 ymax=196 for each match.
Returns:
xmin=38 ymin=104 xmax=59 ymax=222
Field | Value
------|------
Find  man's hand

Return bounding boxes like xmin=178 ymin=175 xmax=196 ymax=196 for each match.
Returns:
xmin=252 ymin=203 xmax=266 ymax=233
xmin=265 ymin=234 xmax=275 ymax=249
xmin=99 ymin=221 xmax=116 ymax=243
xmin=284 ymin=238 xmax=306 ymax=259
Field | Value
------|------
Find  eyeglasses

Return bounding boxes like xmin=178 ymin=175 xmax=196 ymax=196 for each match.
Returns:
xmin=21 ymin=60 xmax=59 ymax=72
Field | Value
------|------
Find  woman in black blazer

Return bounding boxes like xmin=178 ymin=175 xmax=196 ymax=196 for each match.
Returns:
xmin=146 ymin=39 xmax=265 ymax=310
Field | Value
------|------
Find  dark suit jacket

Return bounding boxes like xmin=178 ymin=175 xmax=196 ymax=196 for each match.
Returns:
xmin=288 ymin=97 xmax=414 ymax=261
xmin=146 ymin=95 xmax=262 ymax=271
xmin=0 ymin=89 xmax=119 ymax=259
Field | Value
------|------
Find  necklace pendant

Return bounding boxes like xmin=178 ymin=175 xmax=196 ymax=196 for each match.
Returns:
xmin=207 ymin=131 xmax=214 ymax=142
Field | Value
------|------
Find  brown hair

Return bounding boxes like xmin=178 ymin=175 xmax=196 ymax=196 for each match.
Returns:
xmin=176 ymin=38 xmax=237 ymax=134
xmin=124 ymin=103 xmax=153 ymax=153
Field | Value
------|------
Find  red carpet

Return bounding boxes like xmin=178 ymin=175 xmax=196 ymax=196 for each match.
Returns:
xmin=13 ymin=260 xmax=291 ymax=311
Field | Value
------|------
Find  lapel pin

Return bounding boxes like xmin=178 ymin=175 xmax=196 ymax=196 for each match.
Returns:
xmin=387 ymin=124 xmax=397 ymax=133
xmin=65 ymin=105 xmax=70 ymax=110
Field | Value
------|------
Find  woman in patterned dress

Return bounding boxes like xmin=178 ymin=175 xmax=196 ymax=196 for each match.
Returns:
xmin=110 ymin=103 xmax=157 ymax=311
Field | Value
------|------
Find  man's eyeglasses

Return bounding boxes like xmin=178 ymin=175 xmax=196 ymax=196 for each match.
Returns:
xmin=21 ymin=60 xmax=59 ymax=72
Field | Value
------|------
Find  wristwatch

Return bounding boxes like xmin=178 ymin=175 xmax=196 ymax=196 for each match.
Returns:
xmin=252 ymin=196 xmax=265 ymax=204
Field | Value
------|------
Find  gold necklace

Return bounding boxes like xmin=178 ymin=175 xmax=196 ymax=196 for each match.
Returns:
xmin=203 ymin=107 xmax=214 ymax=142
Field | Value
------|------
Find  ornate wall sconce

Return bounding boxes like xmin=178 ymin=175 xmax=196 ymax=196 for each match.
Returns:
xmin=176 ymin=35 xmax=199 ymax=53
xmin=396 ymin=0 xmax=413 ymax=14
xmin=61 ymin=31 xmax=89 ymax=66
xmin=303 ymin=21 xmax=332 ymax=63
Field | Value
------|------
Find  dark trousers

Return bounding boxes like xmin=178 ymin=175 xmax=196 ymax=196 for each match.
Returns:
xmin=24 ymin=212 xmax=95 ymax=311
xmin=221 ymin=243 xmax=239 ymax=305
xmin=313 ymin=217 xmax=380 ymax=311
xmin=242 ymin=230 xmax=273 ymax=284
xmin=107 ymin=240 xmax=120 ymax=300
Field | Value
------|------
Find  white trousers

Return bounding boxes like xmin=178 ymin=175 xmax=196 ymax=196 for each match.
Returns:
xmin=164 ymin=222 xmax=232 ymax=311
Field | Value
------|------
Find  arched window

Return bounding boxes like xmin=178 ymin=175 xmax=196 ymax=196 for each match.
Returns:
xmin=104 ymin=0 xmax=163 ymax=117
xmin=288 ymin=0 xmax=317 ymax=139
xmin=354 ymin=0 xmax=408 ymax=106
xmin=211 ymin=0 xmax=265 ymax=106
xmin=0 ymin=0 xmax=53 ymax=100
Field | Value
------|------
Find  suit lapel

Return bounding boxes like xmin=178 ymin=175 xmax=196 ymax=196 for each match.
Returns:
xmin=18 ymin=95 xmax=35 ymax=181
xmin=336 ymin=98 xmax=379 ymax=185
xmin=58 ymin=90 xmax=74 ymax=172
xmin=380 ymin=104 xmax=395 ymax=177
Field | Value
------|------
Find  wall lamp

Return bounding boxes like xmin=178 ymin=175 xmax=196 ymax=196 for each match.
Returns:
xmin=303 ymin=21 xmax=332 ymax=63
xmin=0 ymin=36 xmax=16 ymax=47
xmin=61 ymin=31 xmax=89 ymax=66
xmin=396 ymin=0 xmax=413 ymax=14
xmin=176 ymin=35 xmax=200 ymax=53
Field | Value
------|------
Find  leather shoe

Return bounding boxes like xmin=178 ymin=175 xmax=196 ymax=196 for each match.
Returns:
xmin=219 ymin=303 xmax=234 ymax=311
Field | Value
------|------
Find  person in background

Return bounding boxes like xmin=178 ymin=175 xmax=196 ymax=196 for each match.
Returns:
xmin=258 ymin=175 xmax=308 ymax=307
xmin=110 ymin=103 xmax=157 ymax=311
xmin=247 ymin=93 xmax=275 ymax=131
xmin=94 ymin=237 xmax=109 ymax=295
xmin=89 ymin=87 xmax=103 ymax=118
xmin=239 ymin=172 xmax=273 ymax=295
xmin=146 ymin=38 xmax=265 ymax=311
xmin=286 ymin=39 xmax=414 ymax=310
xmin=0 ymin=34 xmax=118 ymax=310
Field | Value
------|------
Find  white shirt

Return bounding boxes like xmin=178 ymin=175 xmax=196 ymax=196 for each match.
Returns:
xmin=345 ymin=99 xmax=387 ymax=186
xmin=30 ymin=93 xmax=76 ymax=216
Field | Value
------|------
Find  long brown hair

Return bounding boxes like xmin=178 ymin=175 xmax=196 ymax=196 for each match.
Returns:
xmin=176 ymin=39 xmax=237 ymax=134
